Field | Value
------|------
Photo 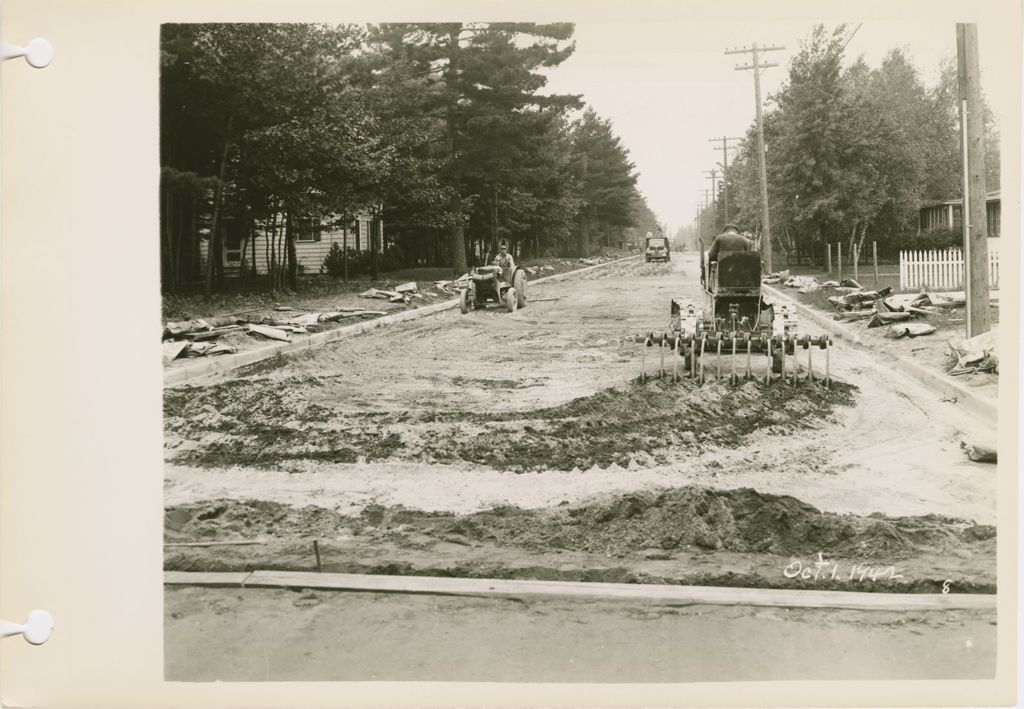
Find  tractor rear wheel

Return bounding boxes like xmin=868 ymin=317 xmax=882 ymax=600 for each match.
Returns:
xmin=513 ymin=270 xmax=527 ymax=308
xmin=504 ymin=288 xmax=518 ymax=313
xmin=459 ymin=289 xmax=471 ymax=314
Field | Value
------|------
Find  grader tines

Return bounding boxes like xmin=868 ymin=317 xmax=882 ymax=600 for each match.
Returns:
xmin=639 ymin=247 xmax=833 ymax=386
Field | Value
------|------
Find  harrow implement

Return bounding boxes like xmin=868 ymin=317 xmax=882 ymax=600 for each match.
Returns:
xmin=635 ymin=242 xmax=834 ymax=386
xmin=638 ymin=331 xmax=832 ymax=386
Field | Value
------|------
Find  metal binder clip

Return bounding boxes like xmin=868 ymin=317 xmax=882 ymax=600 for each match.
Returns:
xmin=0 ymin=610 xmax=54 ymax=645
xmin=0 ymin=38 xmax=54 ymax=68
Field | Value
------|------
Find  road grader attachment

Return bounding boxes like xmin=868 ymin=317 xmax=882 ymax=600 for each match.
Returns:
xmin=637 ymin=243 xmax=833 ymax=386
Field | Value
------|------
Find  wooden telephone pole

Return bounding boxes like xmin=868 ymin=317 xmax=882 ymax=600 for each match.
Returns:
xmin=708 ymin=136 xmax=742 ymax=223
xmin=726 ymin=43 xmax=784 ymax=273
xmin=703 ymin=169 xmax=718 ymax=229
xmin=956 ymin=24 xmax=991 ymax=337
xmin=694 ymin=203 xmax=704 ymax=247
xmin=697 ymin=189 xmax=710 ymax=242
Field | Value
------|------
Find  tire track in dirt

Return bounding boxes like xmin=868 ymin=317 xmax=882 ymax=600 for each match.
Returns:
xmin=165 ymin=254 xmax=997 ymax=587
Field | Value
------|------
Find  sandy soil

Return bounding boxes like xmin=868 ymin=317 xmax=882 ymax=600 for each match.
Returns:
xmin=165 ymin=586 xmax=996 ymax=682
xmin=162 ymin=256 xmax=617 ymax=373
xmin=164 ymin=254 xmax=997 ymax=586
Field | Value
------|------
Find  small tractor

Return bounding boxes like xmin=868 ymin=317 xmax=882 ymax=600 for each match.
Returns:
xmin=459 ymin=264 xmax=527 ymax=314
xmin=640 ymin=241 xmax=833 ymax=385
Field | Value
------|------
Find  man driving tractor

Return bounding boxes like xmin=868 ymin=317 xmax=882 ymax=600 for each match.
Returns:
xmin=707 ymin=223 xmax=753 ymax=263
xmin=493 ymin=240 xmax=515 ymax=270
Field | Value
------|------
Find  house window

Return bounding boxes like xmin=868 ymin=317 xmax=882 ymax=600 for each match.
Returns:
xmin=988 ymin=202 xmax=1000 ymax=237
xmin=359 ymin=219 xmax=369 ymax=251
xmin=296 ymin=216 xmax=322 ymax=242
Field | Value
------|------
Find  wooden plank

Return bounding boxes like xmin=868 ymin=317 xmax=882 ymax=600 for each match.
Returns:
xmin=156 ymin=570 xmax=1000 ymax=612
xmin=165 ymin=540 xmax=265 ymax=547
xmin=165 ymin=571 xmax=252 ymax=587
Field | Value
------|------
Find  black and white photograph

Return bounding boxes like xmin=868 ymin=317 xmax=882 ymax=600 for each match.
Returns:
xmin=158 ymin=17 xmax=1008 ymax=687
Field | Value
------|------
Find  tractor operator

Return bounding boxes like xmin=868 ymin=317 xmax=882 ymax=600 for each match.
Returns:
xmin=707 ymin=223 xmax=753 ymax=262
xmin=493 ymin=240 xmax=515 ymax=271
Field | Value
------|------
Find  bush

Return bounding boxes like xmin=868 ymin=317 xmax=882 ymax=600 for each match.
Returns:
xmin=322 ymin=244 xmax=407 ymax=278
xmin=380 ymin=245 xmax=406 ymax=273
xmin=322 ymin=243 xmax=346 ymax=277
xmin=900 ymin=228 xmax=963 ymax=251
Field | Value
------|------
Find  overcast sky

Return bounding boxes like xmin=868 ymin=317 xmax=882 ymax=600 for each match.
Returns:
xmin=542 ymin=20 xmax=1007 ymax=235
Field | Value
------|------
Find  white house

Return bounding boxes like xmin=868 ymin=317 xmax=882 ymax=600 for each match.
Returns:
xmin=200 ymin=211 xmax=377 ymax=276
xmin=918 ymin=191 xmax=1001 ymax=237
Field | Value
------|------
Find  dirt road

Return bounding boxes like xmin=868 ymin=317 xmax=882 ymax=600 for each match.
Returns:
xmin=165 ymin=586 xmax=996 ymax=682
xmin=165 ymin=254 xmax=997 ymax=592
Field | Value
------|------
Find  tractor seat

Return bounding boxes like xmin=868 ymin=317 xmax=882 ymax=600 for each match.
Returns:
xmin=715 ymin=250 xmax=762 ymax=289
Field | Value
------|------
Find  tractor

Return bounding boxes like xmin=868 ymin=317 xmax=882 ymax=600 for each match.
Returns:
xmin=640 ymin=240 xmax=832 ymax=384
xmin=459 ymin=264 xmax=527 ymax=314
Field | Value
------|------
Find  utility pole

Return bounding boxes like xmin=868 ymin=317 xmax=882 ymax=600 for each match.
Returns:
xmin=708 ymin=136 xmax=742 ymax=223
xmin=727 ymin=43 xmax=784 ymax=273
xmin=956 ymin=24 xmax=991 ymax=337
xmin=703 ymin=189 xmax=712 ymax=240
xmin=703 ymin=169 xmax=718 ymax=230
xmin=694 ymin=203 xmax=704 ymax=247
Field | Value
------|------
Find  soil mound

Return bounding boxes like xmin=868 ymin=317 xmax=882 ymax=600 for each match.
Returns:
xmin=167 ymin=486 xmax=992 ymax=561
xmin=166 ymin=374 xmax=857 ymax=472
xmin=431 ymin=487 xmax=988 ymax=559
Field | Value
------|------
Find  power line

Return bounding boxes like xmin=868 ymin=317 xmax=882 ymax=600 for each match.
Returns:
xmin=725 ymin=42 xmax=785 ymax=273
xmin=840 ymin=23 xmax=863 ymax=53
xmin=708 ymin=136 xmax=742 ymax=223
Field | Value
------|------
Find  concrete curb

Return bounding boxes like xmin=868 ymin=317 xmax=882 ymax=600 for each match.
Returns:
xmin=164 ymin=570 xmax=995 ymax=611
xmin=763 ymin=284 xmax=997 ymax=425
xmin=164 ymin=254 xmax=642 ymax=387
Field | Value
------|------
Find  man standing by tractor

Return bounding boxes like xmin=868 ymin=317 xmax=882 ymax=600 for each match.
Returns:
xmin=707 ymin=223 xmax=752 ymax=263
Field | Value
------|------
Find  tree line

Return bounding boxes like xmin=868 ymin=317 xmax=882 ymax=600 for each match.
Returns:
xmin=160 ymin=23 xmax=659 ymax=294
xmin=692 ymin=25 xmax=999 ymax=264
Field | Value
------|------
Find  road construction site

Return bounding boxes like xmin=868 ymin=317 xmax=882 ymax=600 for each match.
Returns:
xmin=164 ymin=253 xmax=998 ymax=679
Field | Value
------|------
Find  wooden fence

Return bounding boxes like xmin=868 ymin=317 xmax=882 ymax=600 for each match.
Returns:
xmin=899 ymin=240 xmax=999 ymax=290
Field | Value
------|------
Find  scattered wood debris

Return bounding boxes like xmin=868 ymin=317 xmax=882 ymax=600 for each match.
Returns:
xmin=867 ymin=311 xmax=912 ymax=328
xmin=947 ymin=326 xmax=999 ymax=375
xmin=886 ymin=322 xmax=936 ymax=338
xmin=962 ymin=440 xmax=997 ymax=463
xmin=163 ymin=339 xmax=237 ymax=363
xmin=246 ymin=324 xmax=291 ymax=342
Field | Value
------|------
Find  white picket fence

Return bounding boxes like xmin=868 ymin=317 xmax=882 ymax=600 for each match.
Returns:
xmin=899 ymin=240 xmax=999 ymax=290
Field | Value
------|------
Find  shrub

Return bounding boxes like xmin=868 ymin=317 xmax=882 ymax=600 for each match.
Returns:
xmin=322 ymin=245 xmax=407 ymax=278
xmin=322 ymin=243 xmax=346 ymax=278
xmin=900 ymin=228 xmax=963 ymax=251
xmin=380 ymin=245 xmax=406 ymax=273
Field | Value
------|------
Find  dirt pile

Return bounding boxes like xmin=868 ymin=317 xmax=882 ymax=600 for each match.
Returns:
xmin=165 ymin=499 xmax=349 ymax=542
xmin=167 ymin=486 xmax=992 ymax=561
xmin=165 ymin=375 xmax=856 ymax=472
xmin=410 ymin=487 xmax=993 ymax=559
